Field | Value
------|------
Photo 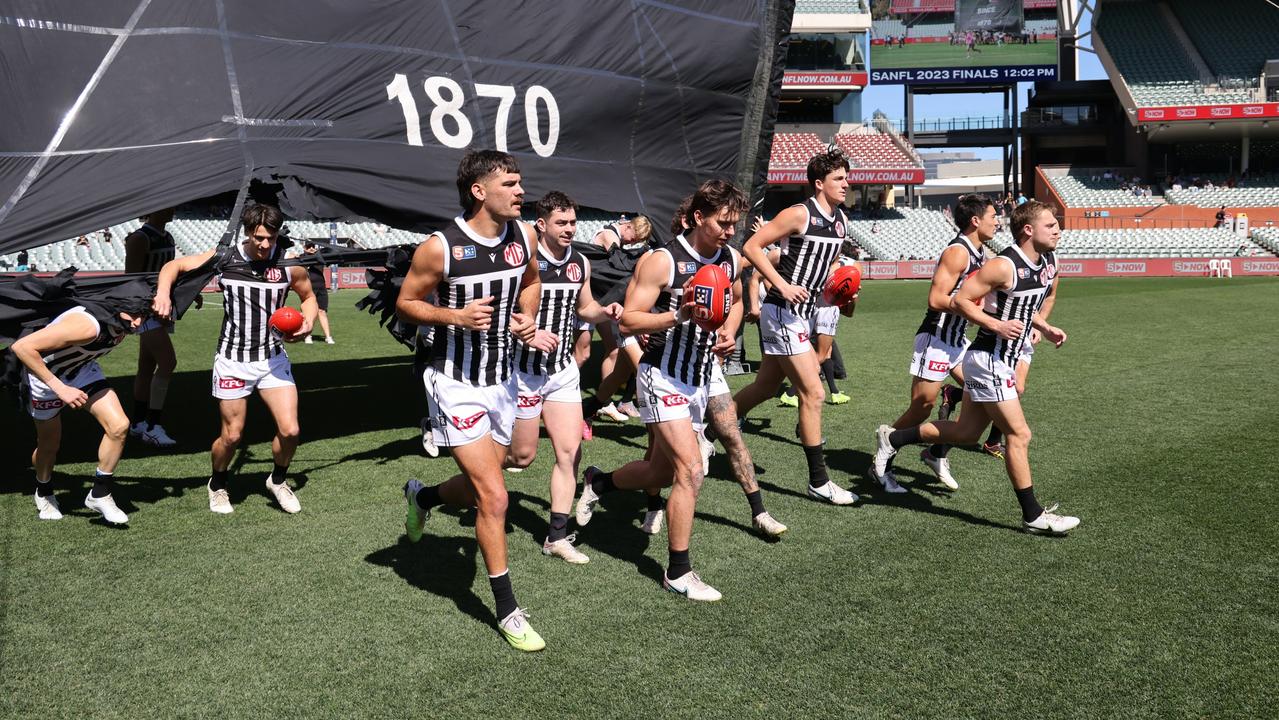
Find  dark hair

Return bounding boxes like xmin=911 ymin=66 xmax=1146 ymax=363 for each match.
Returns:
xmin=807 ymin=149 xmax=850 ymax=186
xmin=536 ymin=190 xmax=577 ymax=219
xmin=456 ymin=150 xmax=520 ymax=211
xmin=671 ymin=194 xmax=693 ymax=236
xmin=953 ymin=194 xmax=994 ymax=233
xmin=241 ymin=203 xmax=284 ymax=234
xmin=684 ymin=180 xmax=748 ymax=229
xmin=1010 ymin=200 xmax=1052 ymax=240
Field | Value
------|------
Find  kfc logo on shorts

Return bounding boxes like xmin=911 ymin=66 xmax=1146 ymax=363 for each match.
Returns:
xmin=31 ymin=398 xmax=63 ymax=410
xmin=661 ymin=394 xmax=689 ymax=407
xmin=517 ymin=394 xmax=542 ymax=409
xmin=1005 ymin=378 xmax=1017 ymax=388
xmin=797 ymin=332 xmax=809 ymax=343
xmin=504 ymin=242 xmax=526 ymax=267
xmin=453 ymin=411 xmax=486 ymax=430
xmin=264 ymin=267 xmax=284 ymax=283
xmin=566 ymin=263 xmax=582 ymax=282
xmin=927 ymin=360 xmax=949 ymax=373
xmin=835 ymin=222 xmax=845 ymax=238
xmin=217 ymin=378 xmax=246 ymax=390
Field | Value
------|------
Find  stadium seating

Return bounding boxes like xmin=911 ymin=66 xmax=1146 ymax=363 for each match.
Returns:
xmin=795 ymin=0 xmax=866 ymax=13
xmin=1250 ymin=227 xmax=1279 ymax=256
xmin=1164 ymin=178 xmax=1279 ymax=208
xmin=847 ymin=208 xmax=958 ymax=260
xmin=834 ymin=132 xmax=919 ymax=168
xmin=770 ymin=132 xmax=828 ymax=168
xmin=1046 ymin=171 xmax=1165 ymax=208
xmin=1097 ymin=2 xmax=1256 ymax=107
xmin=1047 ymin=228 xmax=1258 ymax=258
xmin=1168 ymin=0 xmax=1279 ymax=90
xmin=889 ymin=0 xmax=952 ymax=13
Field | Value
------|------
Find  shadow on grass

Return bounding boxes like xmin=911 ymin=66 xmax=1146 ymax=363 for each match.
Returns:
xmin=573 ymin=490 xmax=666 ymax=584
xmin=824 ymin=447 xmax=1021 ymax=533
xmin=364 ymin=537 xmax=491 ymax=628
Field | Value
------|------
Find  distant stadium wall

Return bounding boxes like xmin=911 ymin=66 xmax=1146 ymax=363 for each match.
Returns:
xmin=858 ymin=258 xmax=1279 ymax=279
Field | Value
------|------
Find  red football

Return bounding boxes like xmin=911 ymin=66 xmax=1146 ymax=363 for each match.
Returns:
xmin=822 ymin=263 xmax=862 ymax=306
xmin=270 ymin=306 xmax=304 ymax=336
xmin=687 ymin=263 xmax=732 ymax=332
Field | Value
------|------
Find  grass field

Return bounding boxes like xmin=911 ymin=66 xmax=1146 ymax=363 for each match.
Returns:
xmin=870 ymin=40 xmax=1058 ymax=70
xmin=2 ymin=277 xmax=1277 ymax=719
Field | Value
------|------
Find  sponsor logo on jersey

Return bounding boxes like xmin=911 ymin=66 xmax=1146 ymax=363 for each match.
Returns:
xmin=1045 ymin=264 xmax=1057 ymax=279
xmin=679 ymin=261 xmax=698 ymax=274
xmin=217 ymin=377 xmax=246 ymax=390
xmin=265 ymin=267 xmax=284 ymax=283
xmin=1017 ymin=267 xmax=1031 ymax=279
xmin=720 ymin=261 xmax=733 ymax=276
xmin=453 ymin=245 xmax=475 ymax=261
xmin=835 ymin=222 xmax=845 ymax=237
xmin=31 ymin=398 xmax=63 ymax=410
xmin=517 ymin=394 xmax=542 ymax=408
xmin=538 ymin=260 xmax=548 ymax=271
xmin=504 ymin=242 xmax=526 ymax=267
xmin=927 ymin=360 xmax=949 ymax=373
xmin=566 ymin=263 xmax=582 ymax=282
xmin=453 ymin=411 xmax=487 ymax=430
xmin=661 ymin=394 xmax=689 ymax=407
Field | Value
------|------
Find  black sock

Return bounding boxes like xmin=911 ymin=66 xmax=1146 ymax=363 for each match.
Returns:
xmin=929 ymin=444 xmax=952 ymax=459
xmin=745 ymin=489 xmax=766 ymax=517
xmin=547 ymin=512 xmax=570 ymax=543
xmin=820 ymin=359 xmax=839 ymax=394
xmin=145 ymin=408 xmax=163 ymax=428
xmin=415 ymin=483 xmax=443 ymax=510
xmin=775 ymin=383 xmax=790 ymax=399
xmin=488 ymin=571 xmax=518 ymax=620
xmin=132 ymin=399 xmax=147 ymax=422
xmin=35 ymin=479 xmax=54 ymax=498
xmin=582 ymin=396 xmax=605 ymax=419
xmin=944 ymin=384 xmax=963 ymax=408
xmin=987 ymin=426 xmax=1004 ymax=445
xmin=802 ymin=444 xmax=829 ymax=488
xmin=621 ymin=377 xmax=637 ymax=403
xmin=271 ymin=464 xmax=289 ymax=485
xmin=590 ymin=470 xmax=615 ymax=495
xmin=209 ymin=469 xmax=229 ymax=491
xmin=667 ymin=548 xmax=692 ymax=580
xmin=889 ymin=426 xmax=922 ymax=448
xmin=646 ymin=492 xmax=665 ymax=512
xmin=91 ymin=470 xmax=112 ymax=498
xmin=1015 ymin=485 xmax=1044 ymax=522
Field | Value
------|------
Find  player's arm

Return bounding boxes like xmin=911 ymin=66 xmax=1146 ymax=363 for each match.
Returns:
xmin=509 ymin=223 xmax=541 ymax=343
xmin=620 ymin=252 xmax=685 ymax=335
xmin=712 ymin=275 xmax=745 ymax=358
xmin=9 ymin=314 xmax=100 ymax=408
xmin=575 ymin=261 xmax=622 ymax=324
xmin=950 ymin=258 xmax=1022 ymax=339
xmin=926 ymin=244 xmax=971 ymax=312
xmin=1029 ymin=281 xmax=1065 ymax=346
xmin=741 ymin=205 xmax=809 ymax=304
xmin=123 ymin=230 xmax=148 ymax=273
xmin=154 ymin=248 xmax=217 ymax=319
xmin=397 ymin=235 xmax=492 ymax=330
xmin=284 ymin=266 xmax=318 ymax=342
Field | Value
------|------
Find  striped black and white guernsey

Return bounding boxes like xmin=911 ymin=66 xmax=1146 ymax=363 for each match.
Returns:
xmin=916 ymin=233 xmax=986 ymax=346
xmin=429 ymin=216 xmax=532 ymax=386
xmin=641 ymin=234 xmax=740 ymax=386
xmin=130 ymin=223 xmax=177 ymax=273
xmin=970 ymin=245 xmax=1058 ymax=365
xmin=216 ymin=242 xmax=291 ymax=362
xmin=40 ymin=307 xmax=127 ymax=380
xmin=765 ymin=196 xmax=848 ymax=318
xmin=516 ymin=243 xmax=587 ymax=376
xmin=596 ymin=222 xmax=623 ymax=247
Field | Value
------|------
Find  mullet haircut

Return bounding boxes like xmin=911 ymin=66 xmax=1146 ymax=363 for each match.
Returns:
xmin=241 ymin=203 xmax=284 ymax=234
xmin=1010 ymin=200 xmax=1052 ymax=241
xmin=953 ymin=194 xmax=994 ymax=233
xmin=684 ymin=180 xmax=748 ymax=229
xmin=536 ymin=190 xmax=577 ymax=219
xmin=807 ymin=149 xmax=850 ymax=187
xmin=456 ymin=150 xmax=520 ymax=211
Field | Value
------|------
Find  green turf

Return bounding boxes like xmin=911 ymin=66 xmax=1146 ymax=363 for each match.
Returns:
xmin=870 ymin=40 xmax=1058 ymax=70
xmin=2 ymin=278 xmax=1277 ymax=718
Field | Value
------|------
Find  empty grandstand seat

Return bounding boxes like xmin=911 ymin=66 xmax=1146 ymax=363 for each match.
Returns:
xmin=1168 ymin=0 xmax=1279 ymax=88
xmin=834 ymin=132 xmax=921 ymax=169
xmin=1047 ymin=170 xmax=1164 ymax=208
xmin=795 ymin=0 xmax=865 ymax=13
xmin=770 ymin=132 xmax=827 ymax=169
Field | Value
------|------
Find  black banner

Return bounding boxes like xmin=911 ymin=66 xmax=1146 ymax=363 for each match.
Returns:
xmin=956 ymin=0 xmax=1024 ymax=34
xmin=0 ymin=1 xmax=777 ymax=255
